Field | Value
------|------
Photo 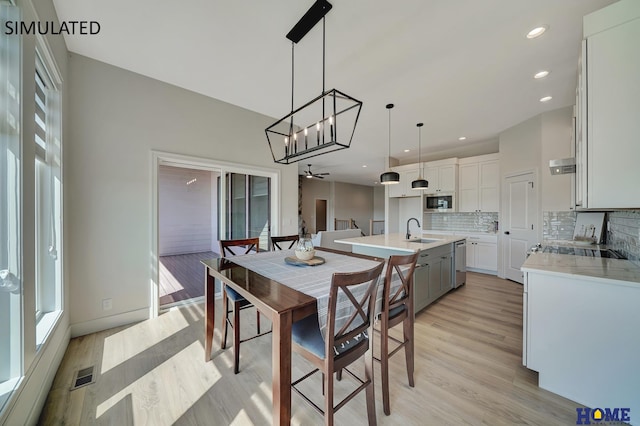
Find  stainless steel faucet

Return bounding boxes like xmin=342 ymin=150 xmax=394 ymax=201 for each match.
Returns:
xmin=406 ymin=217 xmax=421 ymax=240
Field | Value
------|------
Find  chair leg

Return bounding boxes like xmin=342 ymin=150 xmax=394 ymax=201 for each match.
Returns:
xmin=380 ymin=319 xmax=391 ymax=415
xmin=365 ymin=348 xmax=377 ymax=426
xmin=256 ymin=310 xmax=261 ymax=334
xmin=336 ymin=369 xmax=342 ymax=381
xmin=404 ymin=316 xmax=415 ymax=387
xmin=221 ymin=288 xmax=229 ymax=350
xmin=233 ymin=301 xmax=241 ymax=374
xmin=324 ymin=370 xmax=334 ymax=426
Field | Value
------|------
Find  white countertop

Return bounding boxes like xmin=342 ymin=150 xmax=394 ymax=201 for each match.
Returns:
xmin=522 ymin=253 xmax=640 ymax=286
xmin=335 ymin=233 xmax=464 ymax=253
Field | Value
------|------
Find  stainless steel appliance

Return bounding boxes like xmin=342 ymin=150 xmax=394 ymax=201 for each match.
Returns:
xmin=454 ymin=240 xmax=466 ymax=287
xmin=424 ymin=193 xmax=455 ymax=212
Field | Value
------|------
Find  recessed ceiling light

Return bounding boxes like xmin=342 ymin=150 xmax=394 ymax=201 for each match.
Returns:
xmin=534 ymin=70 xmax=549 ymax=79
xmin=458 ymin=136 xmax=466 ymax=141
xmin=404 ymin=149 xmax=410 ymax=152
xmin=362 ymin=165 xmax=367 ymax=168
xmin=527 ymin=26 xmax=548 ymax=39
xmin=540 ymin=96 xmax=553 ymax=102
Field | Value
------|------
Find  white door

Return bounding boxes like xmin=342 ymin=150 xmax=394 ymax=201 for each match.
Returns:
xmin=503 ymin=172 xmax=537 ymax=283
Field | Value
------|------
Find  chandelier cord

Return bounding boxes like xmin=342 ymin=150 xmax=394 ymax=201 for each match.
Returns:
xmin=290 ymin=41 xmax=295 ymax=137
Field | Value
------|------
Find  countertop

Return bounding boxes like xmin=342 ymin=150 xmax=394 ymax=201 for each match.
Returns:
xmin=522 ymin=253 xmax=640 ymax=285
xmin=335 ymin=233 xmax=464 ymax=253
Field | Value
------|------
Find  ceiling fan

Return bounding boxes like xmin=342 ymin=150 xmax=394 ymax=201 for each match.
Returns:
xmin=304 ymin=164 xmax=330 ymax=179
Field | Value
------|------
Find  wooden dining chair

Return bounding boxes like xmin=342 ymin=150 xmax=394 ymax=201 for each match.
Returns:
xmin=291 ymin=262 xmax=384 ymax=426
xmin=270 ymin=234 xmax=299 ymax=250
xmin=219 ymin=237 xmax=271 ymax=374
xmin=376 ymin=252 xmax=419 ymax=415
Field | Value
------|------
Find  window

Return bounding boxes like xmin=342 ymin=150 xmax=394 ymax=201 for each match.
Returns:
xmin=34 ymin=49 xmax=62 ymax=348
xmin=1 ymin=0 xmax=23 ymax=414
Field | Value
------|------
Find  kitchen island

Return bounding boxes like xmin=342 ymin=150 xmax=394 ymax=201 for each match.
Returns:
xmin=521 ymin=253 xmax=640 ymax=417
xmin=337 ymin=233 xmax=465 ymax=312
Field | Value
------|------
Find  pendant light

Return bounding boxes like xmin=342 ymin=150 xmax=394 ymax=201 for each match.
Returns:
xmin=411 ymin=122 xmax=429 ymax=189
xmin=380 ymin=103 xmax=400 ymax=185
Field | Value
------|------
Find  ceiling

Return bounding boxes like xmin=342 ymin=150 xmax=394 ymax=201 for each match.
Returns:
xmin=52 ymin=0 xmax=615 ymax=186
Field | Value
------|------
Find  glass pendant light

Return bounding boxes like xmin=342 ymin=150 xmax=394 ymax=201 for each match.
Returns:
xmin=411 ymin=122 xmax=429 ymax=189
xmin=380 ymin=103 xmax=400 ymax=185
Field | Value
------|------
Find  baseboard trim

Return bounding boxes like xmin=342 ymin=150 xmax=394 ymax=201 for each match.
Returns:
xmin=70 ymin=308 xmax=149 ymax=338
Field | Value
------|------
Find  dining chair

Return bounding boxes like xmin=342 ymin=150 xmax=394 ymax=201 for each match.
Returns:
xmin=219 ymin=237 xmax=271 ymax=374
xmin=376 ymin=252 xmax=419 ymax=415
xmin=270 ymin=234 xmax=299 ymax=250
xmin=291 ymin=261 xmax=384 ymax=426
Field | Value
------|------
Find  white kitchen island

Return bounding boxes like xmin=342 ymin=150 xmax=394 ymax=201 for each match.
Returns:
xmin=521 ymin=253 xmax=640 ymax=417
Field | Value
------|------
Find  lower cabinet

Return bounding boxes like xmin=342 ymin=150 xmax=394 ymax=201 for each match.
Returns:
xmin=465 ymin=235 xmax=498 ymax=273
xmin=414 ymin=244 xmax=454 ymax=312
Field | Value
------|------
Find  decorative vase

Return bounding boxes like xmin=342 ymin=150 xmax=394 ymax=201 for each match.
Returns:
xmin=295 ymin=236 xmax=315 ymax=260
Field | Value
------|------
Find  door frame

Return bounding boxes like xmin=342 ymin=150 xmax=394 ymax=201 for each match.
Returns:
xmin=499 ymin=168 xmax=539 ymax=280
xmin=150 ymin=150 xmax=281 ymax=318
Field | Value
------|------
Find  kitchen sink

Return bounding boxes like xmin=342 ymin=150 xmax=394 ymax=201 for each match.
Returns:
xmin=407 ymin=238 xmax=443 ymax=244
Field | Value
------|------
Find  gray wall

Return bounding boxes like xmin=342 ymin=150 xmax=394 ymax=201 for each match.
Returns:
xmin=66 ymin=53 xmax=298 ymax=333
xmin=300 ymin=178 xmax=376 ymax=235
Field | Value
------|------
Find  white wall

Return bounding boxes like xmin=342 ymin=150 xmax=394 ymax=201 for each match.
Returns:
xmin=158 ymin=165 xmax=212 ymax=256
xmin=540 ymin=107 xmax=574 ymax=212
xmin=66 ymin=53 xmax=298 ymax=335
xmin=373 ymin=186 xmax=385 ymax=220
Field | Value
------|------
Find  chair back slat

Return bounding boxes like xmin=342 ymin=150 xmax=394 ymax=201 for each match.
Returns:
xmin=383 ymin=253 xmax=418 ymax=315
xmin=219 ymin=237 xmax=260 ymax=257
xmin=326 ymin=262 xmax=384 ymax=355
xmin=270 ymin=235 xmax=299 ymax=250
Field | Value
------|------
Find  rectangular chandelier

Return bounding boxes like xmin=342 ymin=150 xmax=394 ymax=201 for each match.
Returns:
xmin=265 ymin=88 xmax=362 ymax=164
xmin=265 ymin=0 xmax=362 ymax=164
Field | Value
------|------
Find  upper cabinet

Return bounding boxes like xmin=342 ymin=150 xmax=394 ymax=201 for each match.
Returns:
xmin=458 ymin=154 xmax=500 ymax=212
xmin=423 ymin=159 xmax=458 ymax=195
xmin=579 ymin=0 xmax=640 ymax=209
xmin=388 ymin=168 xmax=421 ymax=198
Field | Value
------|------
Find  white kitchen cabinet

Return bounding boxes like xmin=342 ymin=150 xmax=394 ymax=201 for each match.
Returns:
xmin=423 ymin=159 xmax=457 ymax=195
xmin=465 ymin=234 xmax=497 ymax=273
xmin=458 ymin=154 xmax=499 ymax=212
xmin=388 ymin=168 xmax=421 ymax=198
xmin=578 ymin=1 xmax=640 ymax=209
xmin=522 ymin=267 xmax=640 ymax=416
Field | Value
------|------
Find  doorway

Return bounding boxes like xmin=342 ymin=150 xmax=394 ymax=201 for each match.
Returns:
xmin=315 ymin=199 xmax=327 ymax=232
xmin=158 ymin=165 xmax=219 ymax=308
xmin=502 ymin=171 xmax=538 ymax=283
xmin=151 ymin=151 xmax=280 ymax=317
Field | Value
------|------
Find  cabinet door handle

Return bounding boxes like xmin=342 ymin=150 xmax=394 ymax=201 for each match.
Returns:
xmin=504 ymin=231 xmax=510 ymax=235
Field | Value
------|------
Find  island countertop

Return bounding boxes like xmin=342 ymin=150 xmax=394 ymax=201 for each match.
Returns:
xmin=335 ymin=233 xmax=464 ymax=253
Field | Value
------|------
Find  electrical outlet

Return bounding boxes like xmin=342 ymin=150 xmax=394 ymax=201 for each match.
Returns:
xmin=102 ymin=298 xmax=112 ymax=311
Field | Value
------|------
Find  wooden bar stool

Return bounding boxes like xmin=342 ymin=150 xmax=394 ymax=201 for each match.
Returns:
xmin=291 ymin=262 xmax=384 ymax=426
xmin=219 ymin=237 xmax=271 ymax=374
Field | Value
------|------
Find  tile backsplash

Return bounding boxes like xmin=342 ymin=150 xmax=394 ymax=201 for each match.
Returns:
xmin=543 ymin=211 xmax=577 ymax=241
xmin=424 ymin=212 xmax=499 ymax=233
xmin=606 ymin=211 xmax=640 ymax=264
xmin=542 ymin=210 xmax=640 ymax=265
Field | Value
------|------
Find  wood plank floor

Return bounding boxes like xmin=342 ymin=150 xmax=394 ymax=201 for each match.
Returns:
xmin=159 ymin=251 xmax=217 ymax=306
xmin=38 ymin=273 xmax=583 ymax=425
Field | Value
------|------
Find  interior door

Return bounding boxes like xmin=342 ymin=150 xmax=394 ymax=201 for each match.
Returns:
xmin=315 ymin=199 xmax=327 ymax=232
xmin=503 ymin=172 xmax=537 ymax=283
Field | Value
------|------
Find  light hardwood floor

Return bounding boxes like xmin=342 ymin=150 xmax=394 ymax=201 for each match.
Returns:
xmin=38 ymin=273 xmax=582 ymax=425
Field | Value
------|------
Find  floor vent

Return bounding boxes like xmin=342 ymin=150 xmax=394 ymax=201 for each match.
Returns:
xmin=71 ymin=366 xmax=95 ymax=390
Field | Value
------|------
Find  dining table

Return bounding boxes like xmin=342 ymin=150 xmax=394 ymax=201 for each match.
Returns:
xmin=201 ymin=247 xmax=389 ymax=426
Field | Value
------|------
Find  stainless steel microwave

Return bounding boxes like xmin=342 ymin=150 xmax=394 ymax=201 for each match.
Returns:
xmin=424 ymin=193 xmax=455 ymax=212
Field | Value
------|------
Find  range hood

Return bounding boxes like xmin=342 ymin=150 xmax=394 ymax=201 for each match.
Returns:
xmin=549 ymin=157 xmax=576 ymax=175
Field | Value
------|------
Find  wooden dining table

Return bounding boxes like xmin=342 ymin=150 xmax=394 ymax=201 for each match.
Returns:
xmin=201 ymin=247 xmax=385 ymax=426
